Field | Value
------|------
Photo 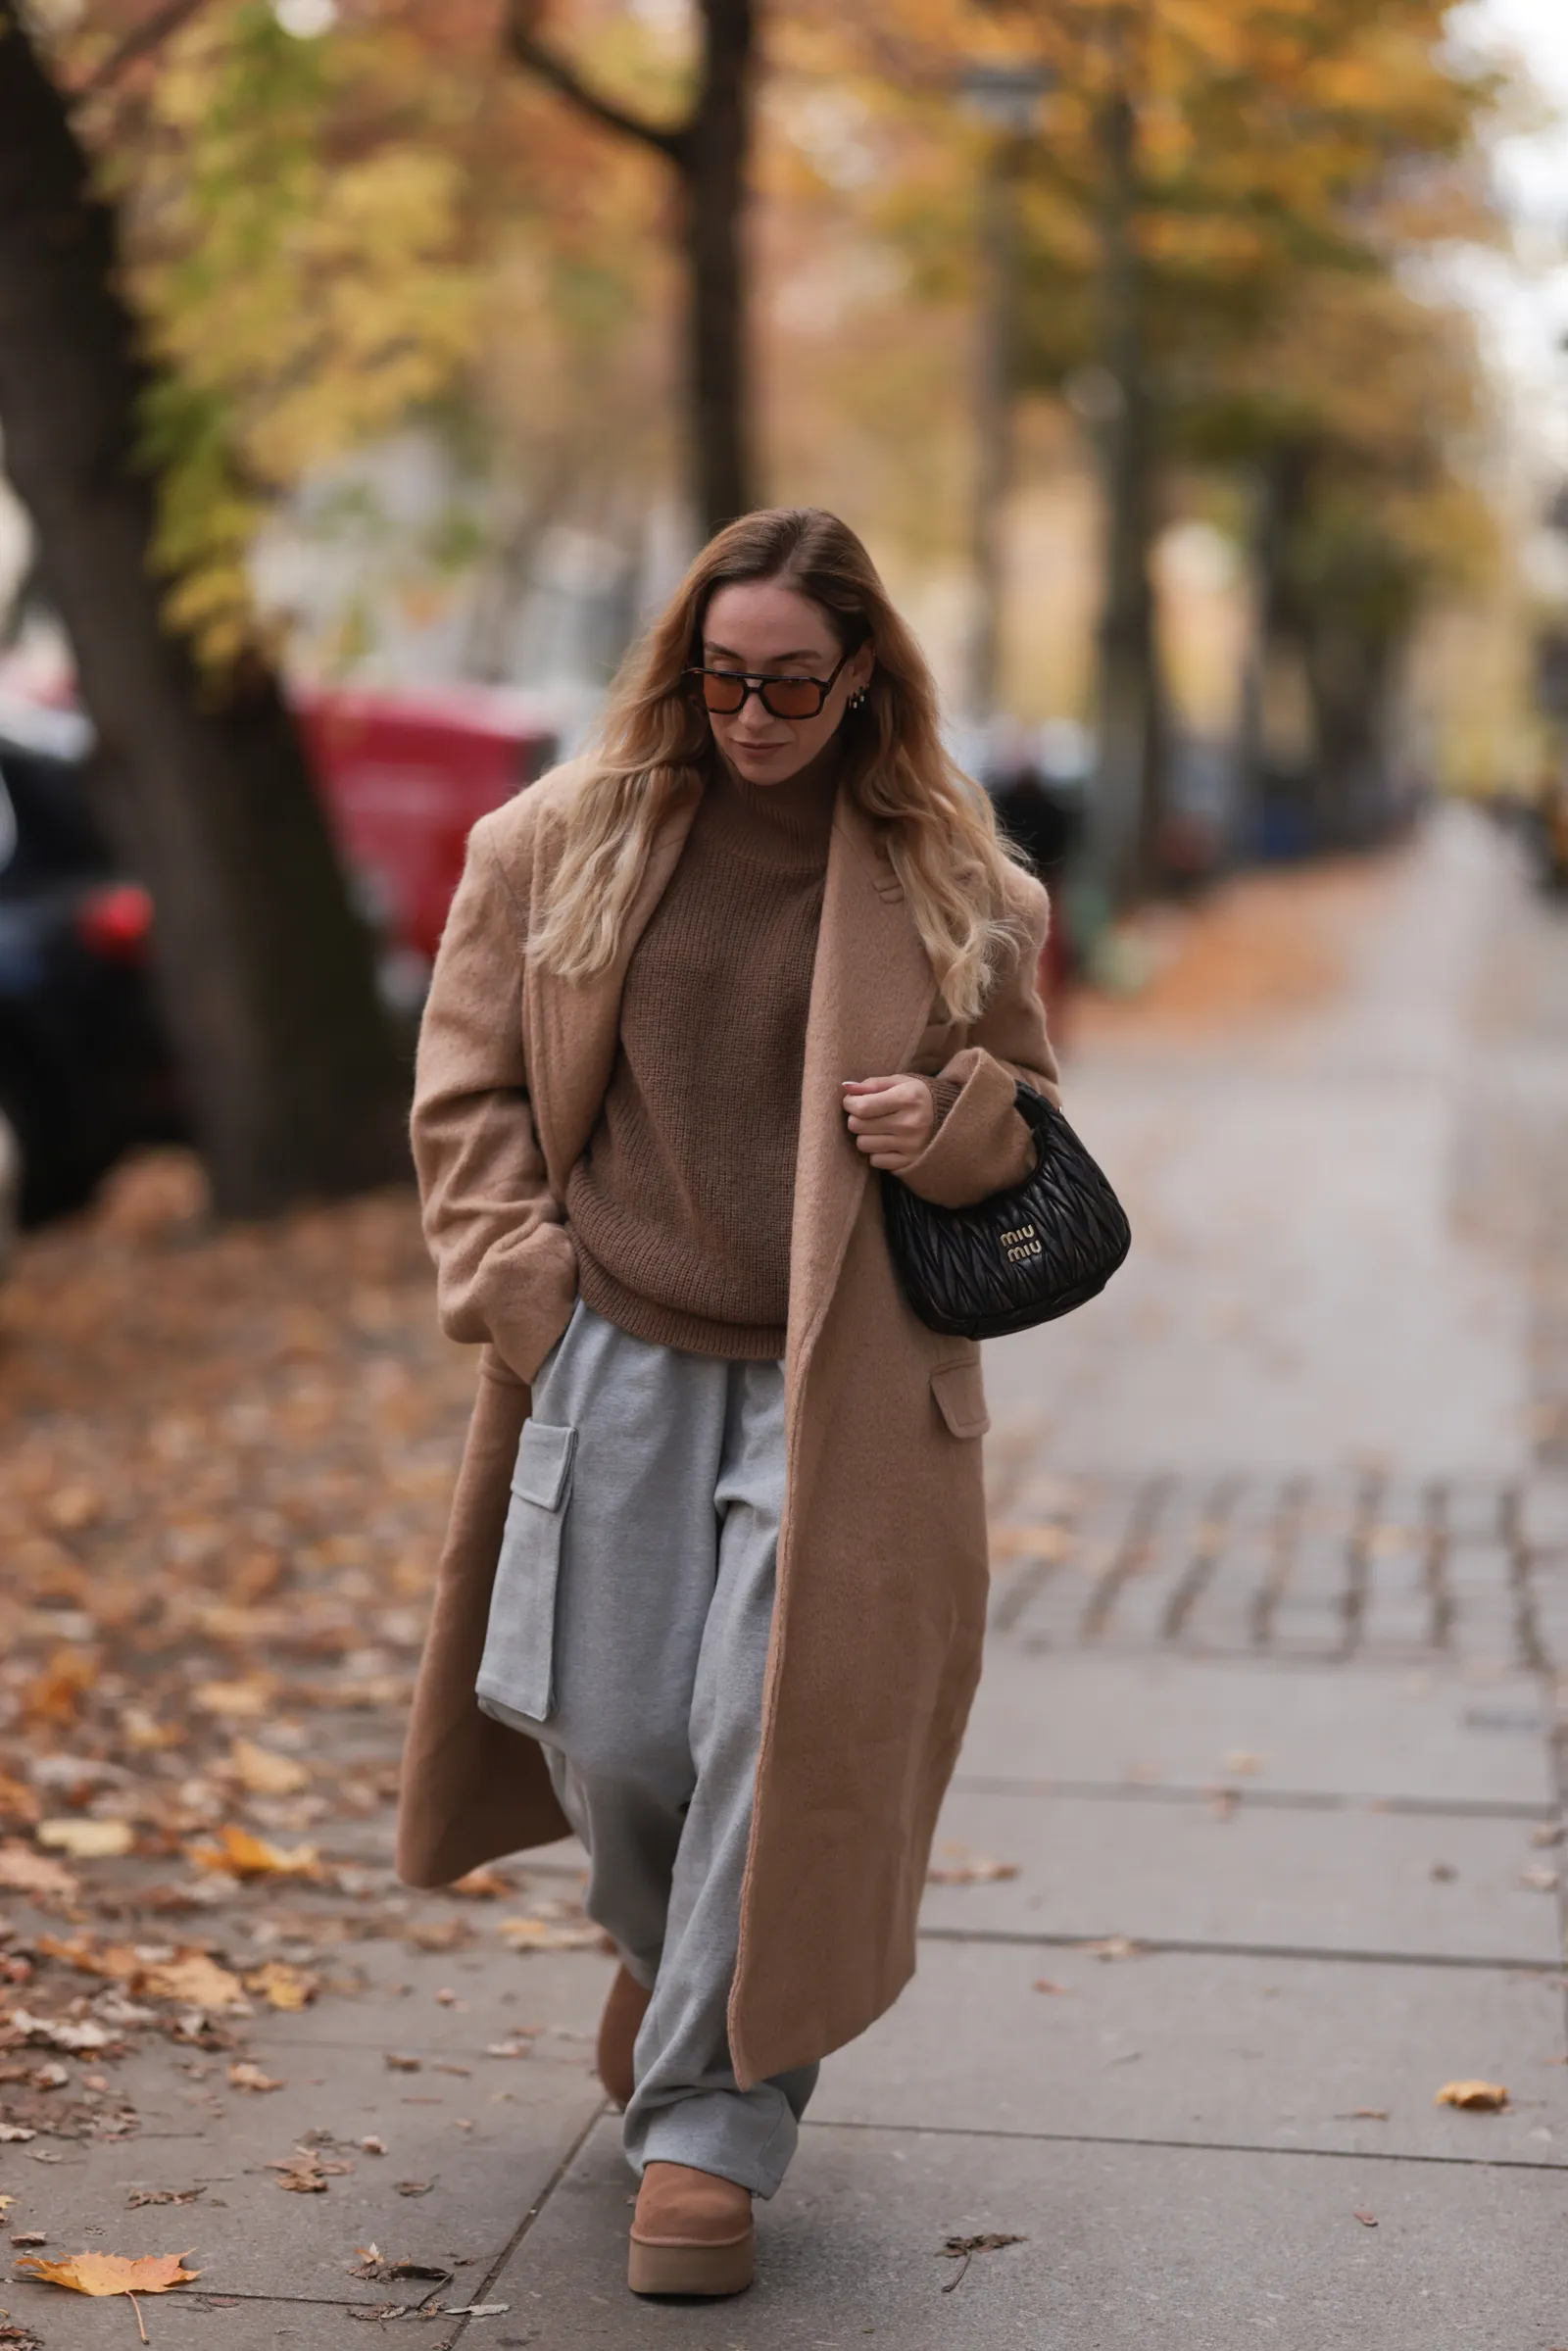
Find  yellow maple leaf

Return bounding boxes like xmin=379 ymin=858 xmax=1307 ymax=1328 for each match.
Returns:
xmin=187 ymin=1824 xmax=322 ymax=1880
xmin=141 ymin=1952 xmax=250 ymax=2010
xmin=244 ymin=1960 xmax=317 ymax=2012
xmin=14 ymin=2249 xmax=201 ymax=2341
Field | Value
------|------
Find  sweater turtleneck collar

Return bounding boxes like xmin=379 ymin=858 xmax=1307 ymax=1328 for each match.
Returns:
xmin=705 ymin=746 xmax=840 ymax=871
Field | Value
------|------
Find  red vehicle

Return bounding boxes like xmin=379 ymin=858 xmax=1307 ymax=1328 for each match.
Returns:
xmin=295 ymin=682 xmax=558 ymax=971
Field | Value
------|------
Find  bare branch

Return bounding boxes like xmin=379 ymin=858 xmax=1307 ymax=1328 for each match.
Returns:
xmin=75 ymin=0 xmax=211 ymax=99
xmin=503 ymin=3 xmax=691 ymax=167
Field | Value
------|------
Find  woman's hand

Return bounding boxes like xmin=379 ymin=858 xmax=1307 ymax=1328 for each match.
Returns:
xmin=843 ymin=1075 xmax=935 ymax=1174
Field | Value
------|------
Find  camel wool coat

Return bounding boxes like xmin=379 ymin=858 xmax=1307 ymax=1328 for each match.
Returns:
xmin=398 ymin=757 xmax=1058 ymax=2089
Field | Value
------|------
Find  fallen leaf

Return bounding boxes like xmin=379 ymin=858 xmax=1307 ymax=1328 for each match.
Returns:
xmin=495 ymin=1915 xmax=604 ymax=1952
xmin=268 ymin=2148 xmax=353 ymax=2193
xmin=12 ymin=2230 xmax=48 ymax=2245
xmin=926 ymin=1856 xmax=1019 ymax=1886
xmin=405 ymin=1917 xmax=471 ymax=1952
xmin=394 ymin=2179 xmax=433 ymax=2197
xmin=187 ymin=1825 xmax=322 ymax=1881
xmin=142 ymin=1952 xmax=249 ymax=2010
xmin=1223 ymin=1751 xmax=1263 ymax=1776
xmin=0 ymin=1841 xmax=79 ymax=1903
xmin=935 ymin=2231 xmax=1026 ymax=2291
xmin=191 ymin=1677 xmax=274 ymax=1720
xmin=449 ymin=1866 xmax=514 ymax=1899
xmin=0 ymin=1775 xmax=41 ymax=1828
xmin=1079 ymin=1936 xmax=1143 ymax=1961
xmin=0 ymin=2125 xmax=37 ymax=2142
xmin=1352 ymin=2210 xmax=1378 ymax=2228
xmin=33 ymin=1932 xmax=141 ymax=1983
xmin=8 ymin=2008 xmax=116 ymax=2052
xmin=228 ymin=2060 xmax=282 ymax=2092
xmin=35 ymin=1818 xmax=134 ymax=1861
xmin=125 ymin=2187 xmax=204 ymax=2209
xmin=0 ymin=2196 xmax=14 ymax=2215
xmin=1530 ymin=1824 xmax=1565 ymax=1849
xmin=13 ymin=2249 xmax=201 ymax=2343
xmin=244 ymin=1960 xmax=317 ymax=2011
xmin=988 ymin=1522 xmax=1075 ymax=1563
xmin=484 ymin=2035 xmax=536 ymax=2057
xmin=352 ymin=2251 xmax=453 ymax=2284
xmin=447 ymin=2305 xmax=508 ymax=2319
xmin=1520 ymin=1865 xmax=1559 ymax=1893
xmin=384 ymin=2050 xmax=422 ymax=2072
xmin=1435 ymin=2080 xmax=1508 ymax=2112
xmin=1338 ymin=2107 xmax=1390 ymax=2121
xmin=359 ymin=2133 xmax=386 ymax=2154
xmin=1031 ymin=1980 xmax=1073 ymax=1996
xmin=227 ymin=1739 xmax=310 ymax=1797
xmin=0 ymin=2322 xmax=44 ymax=2349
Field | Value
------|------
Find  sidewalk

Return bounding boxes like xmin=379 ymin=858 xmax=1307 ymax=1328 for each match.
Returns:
xmin=4 ymin=808 xmax=1567 ymax=2347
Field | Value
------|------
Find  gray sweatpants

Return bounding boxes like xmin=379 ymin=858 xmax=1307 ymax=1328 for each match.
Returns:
xmin=474 ymin=1299 xmax=816 ymax=2196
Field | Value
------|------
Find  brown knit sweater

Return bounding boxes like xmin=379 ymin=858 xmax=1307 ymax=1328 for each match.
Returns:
xmin=566 ymin=757 xmax=839 ymax=1358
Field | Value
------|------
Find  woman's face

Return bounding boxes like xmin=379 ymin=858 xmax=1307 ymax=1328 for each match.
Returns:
xmin=698 ymin=579 xmax=874 ymax=789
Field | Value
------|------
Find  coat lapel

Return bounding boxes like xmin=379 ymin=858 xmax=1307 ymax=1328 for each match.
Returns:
xmin=524 ymin=781 xmax=702 ymax=1195
xmin=788 ymin=795 xmax=936 ymax=1385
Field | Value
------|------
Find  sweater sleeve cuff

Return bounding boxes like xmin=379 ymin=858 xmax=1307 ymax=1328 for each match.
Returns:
xmin=921 ymin=1074 xmax=965 ymax=1133
xmin=899 ymin=1049 xmax=1037 ymax=1209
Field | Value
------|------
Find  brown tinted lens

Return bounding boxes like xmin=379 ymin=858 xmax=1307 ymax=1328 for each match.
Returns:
xmin=760 ymin=676 xmax=822 ymax=719
xmin=701 ymin=671 xmax=747 ymax=712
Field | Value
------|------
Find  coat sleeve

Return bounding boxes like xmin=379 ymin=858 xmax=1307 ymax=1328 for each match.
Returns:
xmin=411 ymin=824 xmax=578 ymax=1384
xmin=896 ymin=871 xmax=1060 ymax=1211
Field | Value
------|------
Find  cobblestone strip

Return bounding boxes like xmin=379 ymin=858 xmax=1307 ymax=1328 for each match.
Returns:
xmin=988 ymin=1469 xmax=1568 ymax=1672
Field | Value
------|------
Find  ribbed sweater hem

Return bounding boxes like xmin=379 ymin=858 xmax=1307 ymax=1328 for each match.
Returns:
xmin=576 ymin=1249 xmax=786 ymax=1363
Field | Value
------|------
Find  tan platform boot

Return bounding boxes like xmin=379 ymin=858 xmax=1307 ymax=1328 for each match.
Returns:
xmin=596 ymin=1965 xmax=653 ymax=2110
xmin=627 ymin=2161 xmax=755 ymax=2298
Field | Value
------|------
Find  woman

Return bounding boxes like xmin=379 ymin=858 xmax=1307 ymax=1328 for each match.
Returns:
xmin=400 ymin=508 xmax=1057 ymax=2299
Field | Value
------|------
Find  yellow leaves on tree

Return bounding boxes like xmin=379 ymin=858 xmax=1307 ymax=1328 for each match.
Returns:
xmin=86 ymin=2 xmax=482 ymax=673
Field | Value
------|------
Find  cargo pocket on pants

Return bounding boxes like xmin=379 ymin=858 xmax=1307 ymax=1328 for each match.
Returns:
xmin=475 ymin=1419 xmax=577 ymax=1731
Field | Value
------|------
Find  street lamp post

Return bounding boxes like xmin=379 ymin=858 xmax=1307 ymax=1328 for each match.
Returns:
xmin=960 ymin=62 xmax=1048 ymax=731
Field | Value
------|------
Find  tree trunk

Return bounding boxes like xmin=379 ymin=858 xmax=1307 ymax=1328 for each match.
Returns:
xmin=0 ymin=5 xmax=408 ymax=1218
xmin=1235 ymin=446 xmax=1309 ymax=855
xmin=967 ymin=138 xmax=1018 ymax=723
xmin=682 ymin=0 xmax=756 ymax=536
xmin=1086 ymin=81 xmax=1159 ymax=910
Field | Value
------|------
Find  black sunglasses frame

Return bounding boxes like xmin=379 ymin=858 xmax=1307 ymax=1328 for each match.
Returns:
xmin=686 ymin=648 xmax=854 ymax=720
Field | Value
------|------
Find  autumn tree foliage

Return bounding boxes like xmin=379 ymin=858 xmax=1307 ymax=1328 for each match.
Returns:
xmin=795 ymin=0 xmax=1499 ymax=890
xmin=0 ymin=2 xmax=409 ymax=1218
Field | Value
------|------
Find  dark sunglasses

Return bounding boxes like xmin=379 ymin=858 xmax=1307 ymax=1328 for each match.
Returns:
xmin=687 ymin=649 xmax=853 ymax=721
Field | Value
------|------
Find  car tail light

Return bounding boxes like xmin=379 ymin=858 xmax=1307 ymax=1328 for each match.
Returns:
xmin=76 ymin=882 xmax=155 ymax=963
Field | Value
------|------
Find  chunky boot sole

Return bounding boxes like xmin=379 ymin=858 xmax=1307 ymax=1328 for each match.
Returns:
xmin=627 ymin=2224 xmax=756 ymax=2298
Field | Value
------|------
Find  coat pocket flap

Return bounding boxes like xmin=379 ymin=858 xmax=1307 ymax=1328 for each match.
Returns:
xmin=512 ymin=1420 xmax=577 ymax=1510
xmin=930 ymin=1360 xmax=991 ymax=1440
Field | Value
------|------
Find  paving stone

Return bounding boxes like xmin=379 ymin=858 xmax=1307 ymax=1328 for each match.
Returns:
xmin=923 ymin=1787 xmax=1564 ymax=1962
xmin=814 ymin=1939 xmax=1568 ymax=2166
xmin=0 ymin=1943 xmax=611 ymax=2312
xmin=965 ymin=1649 xmax=1556 ymax=1805
xmin=480 ymin=2114 xmax=1568 ymax=2351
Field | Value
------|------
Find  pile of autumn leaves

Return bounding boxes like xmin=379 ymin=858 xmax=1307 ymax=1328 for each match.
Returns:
xmin=0 ymin=1159 xmax=478 ymax=2334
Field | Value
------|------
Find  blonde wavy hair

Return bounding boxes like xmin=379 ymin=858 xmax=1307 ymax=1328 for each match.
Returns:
xmin=529 ymin=508 xmax=1027 ymax=1024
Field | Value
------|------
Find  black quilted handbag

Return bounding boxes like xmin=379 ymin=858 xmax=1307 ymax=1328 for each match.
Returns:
xmin=881 ymin=1083 xmax=1130 ymax=1339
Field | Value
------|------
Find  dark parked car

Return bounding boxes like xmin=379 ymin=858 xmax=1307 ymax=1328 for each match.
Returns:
xmin=0 ymin=697 xmax=182 ymax=1223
